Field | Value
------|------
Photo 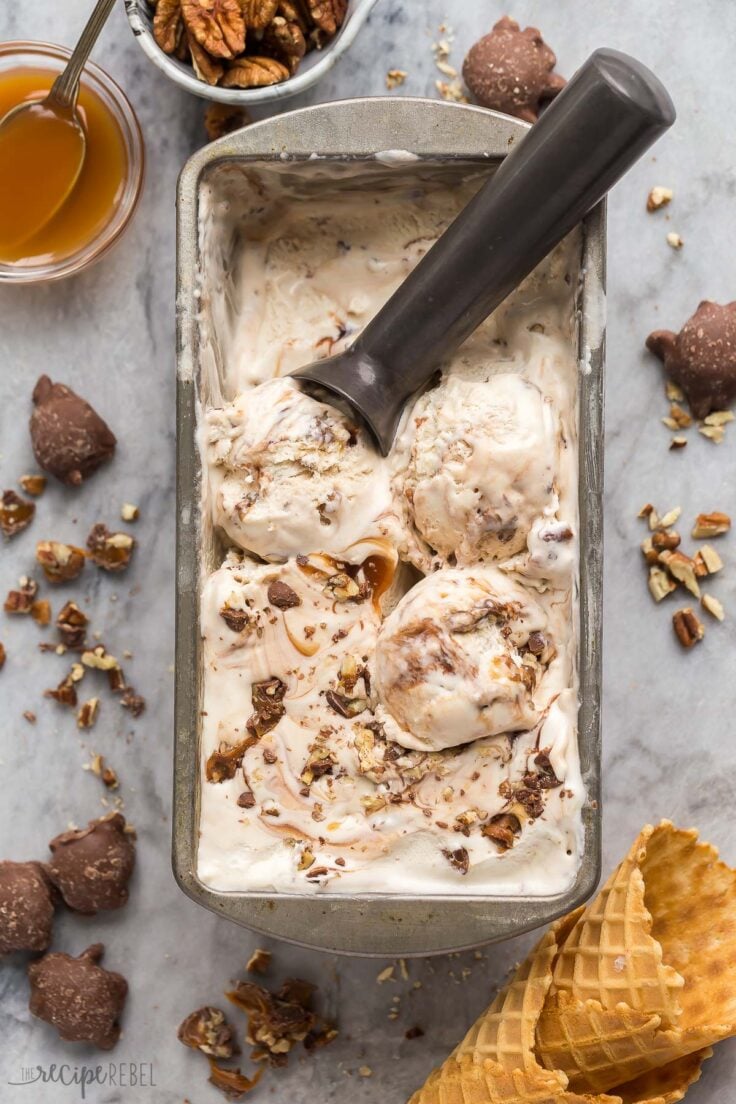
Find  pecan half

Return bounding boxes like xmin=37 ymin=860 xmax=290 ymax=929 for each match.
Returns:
xmin=241 ymin=0 xmax=279 ymax=29
xmin=262 ymin=16 xmax=307 ymax=73
xmin=306 ymin=0 xmax=346 ymax=35
xmin=182 ymin=0 xmax=246 ymax=59
xmin=153 ymin=0 xmax=185 ymax=53
xmin=221 ymin=56 xmax=290 ymax=87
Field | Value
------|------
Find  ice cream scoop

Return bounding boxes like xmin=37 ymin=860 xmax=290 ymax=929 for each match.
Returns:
xmin=402 ymin=373 xmax=559 ymax=565
xmin=374 ymin=566 xmax=553 ymax=752
xmin=293 ymin=49 xmax=674 ymax=454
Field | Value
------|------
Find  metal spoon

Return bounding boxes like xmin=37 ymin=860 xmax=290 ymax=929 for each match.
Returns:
xmin=293 ymin=49 xmax=675 ymax=455
xmin=0 ymin=0 xmax=117 ymax=249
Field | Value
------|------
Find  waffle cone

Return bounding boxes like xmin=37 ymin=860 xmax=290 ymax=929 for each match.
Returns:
xmin=536 ymin=822 xmax=736 ymax=1093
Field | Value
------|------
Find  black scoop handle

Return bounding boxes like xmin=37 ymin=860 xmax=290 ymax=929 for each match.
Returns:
xmin=294 ymin=49 xmax=675 ymax=453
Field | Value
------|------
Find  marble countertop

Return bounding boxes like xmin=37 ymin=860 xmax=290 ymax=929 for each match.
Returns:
xmin=2 ymin=1 xmax=736 ymax=1101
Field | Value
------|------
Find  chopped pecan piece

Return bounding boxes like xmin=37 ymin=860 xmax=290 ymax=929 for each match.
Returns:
xmin=247 ymin=678 xmax=286 ymax=737
xmin=86 ymin=524 xmax=135 ymax=572
xmin=646 ymin=185 xmax=673 ymax=211
xmin=77 ymin=698 xmax=100 ymax=729
xmin=0 ymin=490 xmax=35 ymax=538
xmin=323 ymin=571 xmax=360 ymax=603
xmin=178 ymin=1005 xmax=236 ymax=1058
xmin=4 ymin=576 xmax=38 ymax=614
xmin=45 ymin=672 xmax=79 ymax=708
xmin=299 ymin=746 xmax=336 ymax=786
xmin=701 ymin=593 xmax=725 ymax=621
xmin=221 ymin=56 xmax=290 ymax=87
xmin=442 ymin=847 xmax=470 ymax=875
xmin=120 ymin=687 xmax=146 ymax=717
xmin=649 ymin=566 xmax=676 ymax=603
xmin=36 ymin=541 xmax=86 ymax=583
xmin=182 ymin=0 xmax=246 ymax=58
xmin=267 ymin=580 xmax=301 ymax=610
xmin=120 ymin=503 xmax=139 ymax=522
xmin=208 ymin=1059 xmax=264 ymax=1098
xmin=692 ymin=511 xmax=731 ymax=538
xmin=659 ymin=550 xmax=701 ymax=597
xmin=82 ymin=645 xmax=120 ymax=672
xmin=56 ymin=601 xmax=89 ymax=648
xmin=31 ymin=600 xmax=51 ymax=626
xmin=481 ymin=812 xmax=522 ymax=852
xmin=698 ymin=544 xmax=724 ymax=574
xmin=672 ymin=607 xmax=704 ymax=648
xmin=0 ymin=642 xmax=5 ymax=670
xmin=651 ymin=529 xmax=681 ymax=552
xmin=226 ymin=977 xmax=318 ymax=1065
xmin=20 ymin=474 xmax=47 ymax=497
xmin=246 ymin=948 xmax=272 ymax=974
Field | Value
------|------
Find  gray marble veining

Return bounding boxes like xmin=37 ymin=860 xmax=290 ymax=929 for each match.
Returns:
xmin=1 ymin=1 xmax=736 ymax=1101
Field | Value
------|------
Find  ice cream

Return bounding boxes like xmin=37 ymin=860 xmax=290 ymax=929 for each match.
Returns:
xmin=399 ymin=373 xmax=560 ymax=566
xmin=205 ymin=378 xmax=399 ymax=561
xmin=196 ymin=163 xmax=583 ymax=896
xmin=374 ymin=566 xmax=554 ymax=752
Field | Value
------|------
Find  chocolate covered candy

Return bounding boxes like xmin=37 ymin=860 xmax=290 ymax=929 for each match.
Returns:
xmin=47 ymin=813 xmax=135 ymax=914
xmin=28 ymin=943 xmax=127 ymax=1049
xmin=647 ymin=301 xmax=736 ymax=418
xmin=0 ymin=861 xmax=55 ymax=954
xmin=30 ymin=375 xmax=117 ymax=486
xmin=462 ymin=16 xmax=565 ymax=123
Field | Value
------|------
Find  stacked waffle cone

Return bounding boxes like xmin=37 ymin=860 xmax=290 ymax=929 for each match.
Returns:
xmin=409 ymin=821 xmax=736 ymax=1104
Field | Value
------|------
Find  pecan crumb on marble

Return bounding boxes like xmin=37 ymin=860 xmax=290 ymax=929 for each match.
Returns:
xmin=19 ymin=474 xmax=47 ymax=497
xmin=178 ymin=1005 xmax=236 ymax=1059
xmin=672 ymin=607 xmax=705 ymax=648
xmin=86 ymin=524 xmax=136 ymax=572
xmin=56 ymin=601 xmax=89 ymax=648
xmin=77 ymin=698 xmax=100 ymax=729
xmin=4 ymin=576 xmax=39 ymax=614
xmin=36 ymin=541 xmax=86 ymax=583
xmin=0 ymin=489 xmax=35 ymax=538
xmin=246 ymin=948 xmax=272 ymax=975
xmin=646 ymin=185 xmax=673 ymax=212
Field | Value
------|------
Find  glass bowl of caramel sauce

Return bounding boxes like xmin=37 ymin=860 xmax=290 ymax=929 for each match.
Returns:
xmin=0 ymin=42 xmax=144 ymax=283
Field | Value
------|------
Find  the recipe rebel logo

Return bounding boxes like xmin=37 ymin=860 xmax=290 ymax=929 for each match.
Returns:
xmin=7 ymin=1061 xmax=156 ymax=1099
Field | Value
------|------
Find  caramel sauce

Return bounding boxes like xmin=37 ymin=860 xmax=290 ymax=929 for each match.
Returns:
xmin=0 ymin=67 xmax=127 ymax=265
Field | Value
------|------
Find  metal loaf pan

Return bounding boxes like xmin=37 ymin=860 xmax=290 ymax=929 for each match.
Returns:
xmin=175 ymin=98 xmax=605 ymax=957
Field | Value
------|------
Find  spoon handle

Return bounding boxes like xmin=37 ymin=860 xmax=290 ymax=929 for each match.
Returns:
xmin=49 ymin=0 xmax=118 ymax=109
xmin=342 ymin=50 xmax=674 ymax=450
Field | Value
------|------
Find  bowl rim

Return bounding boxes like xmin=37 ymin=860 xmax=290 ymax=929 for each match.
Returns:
xmin=123 ymin=0 xmax=381 ymax=105
xmin=0 ymin=40 xmax=145 ymax=285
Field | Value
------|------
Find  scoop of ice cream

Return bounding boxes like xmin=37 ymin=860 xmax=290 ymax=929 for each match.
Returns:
xmin=207 ymin=379 xmax=394 ymax=560
xmin=374 ymin=566 xmax=552 ymax=752
xmin=400 ymin=373 xmax=559 ymax=566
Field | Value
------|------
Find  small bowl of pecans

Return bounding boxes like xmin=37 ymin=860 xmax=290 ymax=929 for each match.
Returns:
xmin=125 ymin=0 xmax=379 ymax=104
